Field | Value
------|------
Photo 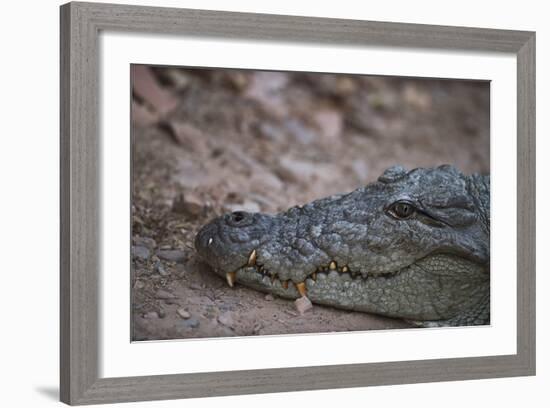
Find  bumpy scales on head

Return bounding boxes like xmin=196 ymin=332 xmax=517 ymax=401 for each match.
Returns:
xmin=195 ymin=165 xmax=490 ymax=327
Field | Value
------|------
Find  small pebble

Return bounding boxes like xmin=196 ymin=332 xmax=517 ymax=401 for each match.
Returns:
xmin=294 ymin=296 xmax=313 ymax=315
xmin=264 ymin=294 xmax=274 ymax=301
xmin=133 ymin=280 xmax=145 ymax=290
xmin=143 ymin=311 xmax=159 ymax=319
xmin=132 ymin=245 xmax=150 ymax=260
xmin=224 ymin=200 xmax=261 ymax=214
xmin=172 ymin=192 xmax=204 ymax=216
xmin=177 ymin=308 xmax=191 ymax=319
xmin=136 ymin=265 xmax=153 ymax=276
xmin=217 ymin=312 xmax=234 ymax=327
xmin=133 ymin=236 xmax=157 ymax=250
xmin=156 ymin=249 xmax=186 ymax=263
xmin=155 ymin=289 xmax=175 ymax=300
xmin=155 ymin=261 xmax=169 ymax=276
xmin=182 ymin=317 xmax=200 ymax=328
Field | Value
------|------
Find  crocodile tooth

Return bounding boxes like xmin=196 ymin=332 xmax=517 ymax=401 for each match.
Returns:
xmin=282 ymin=280 xmax=289 ymax=289
xmin=329 ymin=261 xmax=337 ymax=270
xmin=226 ymin=271 xmax=236 ymax=287
xmin=295 ymin=282 xmax=307 ymax=297
xmin=342 ymin=265 xmax=349 ymax=273
xmin=247 ymin=249 xmax=257 ymax=266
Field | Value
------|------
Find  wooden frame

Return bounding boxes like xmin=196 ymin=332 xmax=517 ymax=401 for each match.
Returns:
xmin=60 ymin=2 xmax=536 ymax=405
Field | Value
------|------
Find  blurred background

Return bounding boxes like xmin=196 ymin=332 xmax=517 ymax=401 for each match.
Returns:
xmin=130 ymin=65 xmax=489 ymax=340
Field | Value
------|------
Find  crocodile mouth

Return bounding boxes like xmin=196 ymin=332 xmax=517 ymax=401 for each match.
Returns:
xmin=223 ymin=248 xmax=405 ymax=298
xmin=203 ymin=245 xmax=489 ymax=325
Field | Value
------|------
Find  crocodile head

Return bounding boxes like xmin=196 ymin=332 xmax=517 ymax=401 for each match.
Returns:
xmin=195 ymin=165 xmax=490 ymax=327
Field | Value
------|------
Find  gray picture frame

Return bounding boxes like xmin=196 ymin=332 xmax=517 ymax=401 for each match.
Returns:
xmin=60 ymin=2 xmax=536 ymax=405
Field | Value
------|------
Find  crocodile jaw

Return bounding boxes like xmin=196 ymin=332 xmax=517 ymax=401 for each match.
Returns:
xmin=205 ymin=252 xmax=489 ymax=325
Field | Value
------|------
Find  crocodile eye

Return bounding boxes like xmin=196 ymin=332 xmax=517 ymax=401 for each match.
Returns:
xmin=388 ymin=201 xmax=416 ymax=219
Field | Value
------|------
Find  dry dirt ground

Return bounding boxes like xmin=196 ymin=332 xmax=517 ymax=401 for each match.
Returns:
xmin=130 ymin=66 xmax=489 ymax=341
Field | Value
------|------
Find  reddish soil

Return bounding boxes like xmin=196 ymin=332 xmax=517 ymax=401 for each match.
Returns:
xmin=131 ymin=66 xmax=489 ymax=340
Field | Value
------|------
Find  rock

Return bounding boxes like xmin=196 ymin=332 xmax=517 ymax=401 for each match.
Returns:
xmin=132 ymin=245 xmax=150 ymax=260
xmin=217 ymin=312 xmax=234 ymax=327
xmin=350 ymin=159 xmax=370 ymax=183
xmin=173 ymin=160 xmax=213 ymax=189
xmin=136 ymin=266 xmax=154 ymax=277
xmin=313 ymin=109 xmax=343 ymax=140
xmin=224 ymin=200 xmax=261 ymax=214
xmin=131 ymin=65 xmax=178 ymax=116
xmin=225 ymin=71 xmax=249 ymax=91
xmin=177 ymin=308 xmax=191 ymax=319
xmin=155 ymin=289 xmax=176 ymax=300
xmin=155 ymin=261 xmax=169 ymax=276
xmin=253 ymin=322 xmax=263 ymax=334
xmin=246 ymin=192 xmax=279 ymax=209
xmin=276 ymin=156 xmax=317 ymax=183
xmin=143 ymin=311 xmax=159 ymax=319
xmin=294 ymin=296 xmax=313 ymax=315
xmin=244 ymin=71 xmax=289 ymax=117
xmin=133 ymin=280 xmax=145 ymax=290
xmin=255 ymin=122 xmax=286 ymax=142
xmin=335 ymin=76 xmax=358 ymax=95
xmin=134 ymin=236 xmax=157 ymax=250
xmin=403 ymin=84 xmax=432 ymax=111
xmin=367 ymin=92 xmax=397 ymax=112
xmin=156 ymin=249 xmax=186 ymax=263
xmin=264 ymin=294 xmax=274 ymax=301
xmin=131 ymin=100 xmax=159 ymax=127
xmin=182 ymin=317 xmax=200 ymax=329
xmin=158 ymin=309 xmax=166 ymax=319
xmin=160 ymin=68 xmax=191 ymax=91
xmin=172 ymin=192 xmax=204 ymax=216
xmin=249 ymin=171 xmax=284 ymax=195
xmin=284 ymin=118 xmax=316 ymax=145
xmin=160 ymin=121 xmax=208 ymax=153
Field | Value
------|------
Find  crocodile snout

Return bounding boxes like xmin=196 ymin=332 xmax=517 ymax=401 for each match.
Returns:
xmin=194 ymin=211 xmax=275 ymax=274
xmin=194 ymin=221 xmax=216 ymax=255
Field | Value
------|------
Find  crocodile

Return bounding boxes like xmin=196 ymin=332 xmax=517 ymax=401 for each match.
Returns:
xmin=195 ymin=165 xmax=490 ymax=327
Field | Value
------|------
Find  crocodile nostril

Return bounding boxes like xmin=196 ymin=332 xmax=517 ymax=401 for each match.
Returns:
xmin=231 ymin=211 xmax=245 ymax=222
xmin=225 ymin=211 xmax=255 ymax=228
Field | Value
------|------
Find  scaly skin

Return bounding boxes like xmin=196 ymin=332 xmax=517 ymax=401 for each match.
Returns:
xmin=195 ymin=165 xmax=490 ymax=327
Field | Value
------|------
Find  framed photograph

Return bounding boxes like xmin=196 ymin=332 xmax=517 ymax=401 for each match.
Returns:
xmin=60 ymin=1 xmax=535 ymax=405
